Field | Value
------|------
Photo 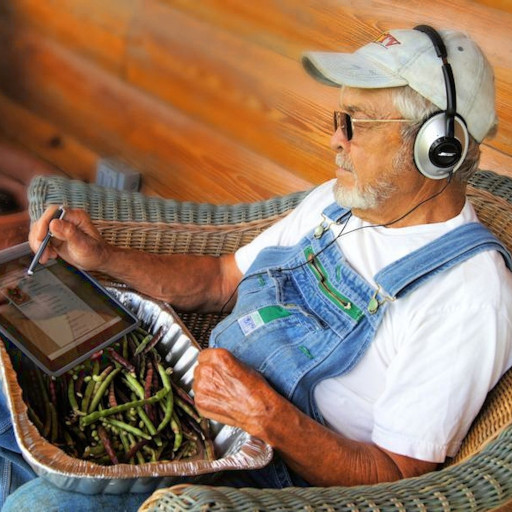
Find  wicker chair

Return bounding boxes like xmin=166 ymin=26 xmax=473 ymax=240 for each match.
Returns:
xmin=27 ymin=170 xmax=512 ymax=512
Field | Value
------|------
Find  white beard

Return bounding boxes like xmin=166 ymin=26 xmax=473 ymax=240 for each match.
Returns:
xmin=333 ymin=153 xmax=403 ymax=210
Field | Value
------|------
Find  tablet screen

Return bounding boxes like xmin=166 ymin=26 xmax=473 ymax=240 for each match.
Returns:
xmin=0 ymin=243 xmax=139 ymax=375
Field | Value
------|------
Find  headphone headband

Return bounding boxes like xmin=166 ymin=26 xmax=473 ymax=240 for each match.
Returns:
xmin=412 ymin=25 xmax=468 ymax=179
xmin=414 ymin=25 xmax=457 ymax=135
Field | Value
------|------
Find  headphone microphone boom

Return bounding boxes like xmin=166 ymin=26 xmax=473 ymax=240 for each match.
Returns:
xmin=412 ymin=25 xmax=469 ymax=180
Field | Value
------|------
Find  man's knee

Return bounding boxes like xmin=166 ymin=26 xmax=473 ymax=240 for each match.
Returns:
xmin=4 ymin=478 xmax=152 ymax=512
xmin=3 ymin=479 xmax=58 ymax=512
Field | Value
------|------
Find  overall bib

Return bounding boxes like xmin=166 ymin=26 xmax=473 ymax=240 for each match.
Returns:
xmin=210 ymin=203 xmax=512 ymax=488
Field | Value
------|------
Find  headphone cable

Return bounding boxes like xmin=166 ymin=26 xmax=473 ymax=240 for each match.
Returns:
xmin=219 ymin=174 xmax=453 ymax=315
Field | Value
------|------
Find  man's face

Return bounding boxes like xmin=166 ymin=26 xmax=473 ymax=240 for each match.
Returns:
xmin=331 ymin=87 xmax=415 ymax=214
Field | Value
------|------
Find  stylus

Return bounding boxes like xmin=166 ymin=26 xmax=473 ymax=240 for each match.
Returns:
xmin=26 ymin=206 xmax=66 ymax=276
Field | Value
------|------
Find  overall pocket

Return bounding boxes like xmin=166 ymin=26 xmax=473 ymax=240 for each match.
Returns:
xmin=210 ymin=270 xmax=325 ymax=368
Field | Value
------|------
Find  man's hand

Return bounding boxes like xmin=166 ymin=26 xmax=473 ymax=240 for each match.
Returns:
xmin=192 ymin=348 xmax=276 ymax=439
xmin=28 ymin=206 xmax=111 ymax=271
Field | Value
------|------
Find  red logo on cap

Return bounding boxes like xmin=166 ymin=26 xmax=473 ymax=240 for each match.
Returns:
xmin=374 ymin=33 xmax=401 ymax=49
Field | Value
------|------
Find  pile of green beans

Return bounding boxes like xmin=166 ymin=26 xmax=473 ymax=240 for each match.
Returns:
xmin=16 ymin=326 xmax=215 ymax=466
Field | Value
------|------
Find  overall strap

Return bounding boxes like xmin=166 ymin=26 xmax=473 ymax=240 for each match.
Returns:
xmin=375 ymin=222 xmax=512 ymax=299
xmin=322 ymin=202 xmax=350 ymax=220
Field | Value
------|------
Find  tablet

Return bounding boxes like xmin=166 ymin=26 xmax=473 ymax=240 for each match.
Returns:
xmin=0 ymin=242 xmax=139 ymax=376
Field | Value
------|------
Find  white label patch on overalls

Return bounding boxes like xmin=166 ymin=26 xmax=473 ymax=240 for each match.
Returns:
xmin=237 ymin=306 xmax=292 ymax=336
xmin=238 ymin=311 xmax=265 ymax=336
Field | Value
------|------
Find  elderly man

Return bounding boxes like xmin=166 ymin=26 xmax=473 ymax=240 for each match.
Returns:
xmin=2 ymin=25 xmax=512 ymax=511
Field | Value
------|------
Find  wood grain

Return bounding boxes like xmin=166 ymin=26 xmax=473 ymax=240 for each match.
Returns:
xmin=0 ymin=0 xmax=510 ymax=203
xmin=0 ymin=24 xmax=313 ymax=202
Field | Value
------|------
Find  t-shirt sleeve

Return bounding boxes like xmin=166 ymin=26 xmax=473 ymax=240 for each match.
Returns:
xmin=372 ymin=260 xmax=512 ymax=462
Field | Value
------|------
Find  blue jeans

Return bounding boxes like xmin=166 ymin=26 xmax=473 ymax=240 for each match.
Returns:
xmin=0 ymin=389 xmax=36 ymax=509
xmin=2 ymin=454 xmax=300 ymax=511
xmin=2 ymin=463 xmax=303 ymax=511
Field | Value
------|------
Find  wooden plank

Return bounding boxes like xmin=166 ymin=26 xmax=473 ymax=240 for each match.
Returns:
xmin=0 ymin=25 xmax=313 ymax=203
xmin=472 ymin=0 xmax=512 ymax=14
xmin=164 ymin=0 xmax=512 ymax=62
xmin=480 ymin=144 xmax=512 ymax=179
xmin=0 ymin=0 xmax=138 ymax=73
xmin=0 ymin=92 xmax=96 ymax=183
xmin=4 ymin=0 xmax=510 ymax=165
xmin=0 ymin=0 xmax=510 ymax=204
xmin=0 ymin=93 xmax=169 ymax=198
xmin=125 ymin=1 xmax=337 ymax=186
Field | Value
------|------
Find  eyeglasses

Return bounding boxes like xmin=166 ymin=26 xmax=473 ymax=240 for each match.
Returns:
xmin=333 ymin=111 xmax=413 ymax=141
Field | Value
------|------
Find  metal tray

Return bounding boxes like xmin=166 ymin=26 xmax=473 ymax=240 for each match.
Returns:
xmin=0 ymin=287 xmax=273 ymax=494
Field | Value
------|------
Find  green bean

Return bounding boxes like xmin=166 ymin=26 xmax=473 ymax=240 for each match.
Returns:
xmin=80 ymin=387 xmax=168 ymax=427
xmin=204 ymin=438 xmax=216 ymax=461
xmin=157 ymin=363 xmax=171 ymax=391
xmin=80 ymin=378 xmax=96 ymax=414
xmin=175 ymin=396 xmax=201 ymax=423
xmin=98 ymin=425 xmax=119 ymax=464
xmin=83 ymin=443 xmax=106 ymax=458
xmin=126 ymin=433 xmax=146 ymax=464
xmin=171 ymin=411 xmax=183 ymax=452
xmin=133 ymin=333 xmax=153 ymax=356
xmin=88 ymin=367 xmax=121 ymax=413
xmin=27 ymin=405 xmax=44 ymax=432
xmin=141 ymin=326 xmax=164 ymax=355
xmin=34 ymin=370 xmax=52 ymax=437
xmin=123 ymin=373 xmax=145 ymax=399
xmin=157 ymin=388 xmax=174 ymax=432
xmin=103 ymin=418 xmax=152 ymax=440
xmin=67 ymin=377 xmax=79 ymax=414
xmin=12 ymin=322 xmax=215 ymax=466
xmin=106 ymin=347 xmax=135 ymax=373
xmin=136 ymin=406 xmax=162 ymax=446
xmin=121 ymin=335 xmax=129 ymax=360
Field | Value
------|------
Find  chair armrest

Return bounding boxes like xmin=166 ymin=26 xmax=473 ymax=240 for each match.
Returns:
xmin=27 ymin=175 xmax=311 ymax=224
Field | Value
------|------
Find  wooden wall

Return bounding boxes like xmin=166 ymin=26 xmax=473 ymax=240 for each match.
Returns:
xmin=0 ymin=0 xmax=510 ymax=203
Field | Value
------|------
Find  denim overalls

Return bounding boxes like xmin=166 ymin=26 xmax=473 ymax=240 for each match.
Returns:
xmin=210 ymin=203 xmax=512 ymax=487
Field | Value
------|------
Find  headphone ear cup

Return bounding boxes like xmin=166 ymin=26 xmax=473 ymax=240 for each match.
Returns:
xmin=414 ymin=113 xmax=469 ymax=180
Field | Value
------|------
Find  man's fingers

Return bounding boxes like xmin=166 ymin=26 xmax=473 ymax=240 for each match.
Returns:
xmin=29 ymin=205 xmax=60 ymax=245
xmin=28 ymin=205 xmax=62 ymax=262
xmin=53 ymin=209 xmax=101 ymax=240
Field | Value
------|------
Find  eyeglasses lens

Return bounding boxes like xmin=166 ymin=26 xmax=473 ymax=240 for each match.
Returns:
xmin=333 ymin=112 xmax=353 ymax=140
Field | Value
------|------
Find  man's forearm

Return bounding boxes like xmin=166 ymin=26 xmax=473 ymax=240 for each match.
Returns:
xmin=193 ymin=349 xmax=438 ymax=487
xmin=259 ymin=396 xmax=400 ymax=486
xmin=99 ymin=246 xmax=240 ymax=312
xmin=255 ymin=391 xmax=437 ymax=486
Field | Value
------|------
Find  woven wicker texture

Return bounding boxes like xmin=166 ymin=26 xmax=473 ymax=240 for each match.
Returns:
xmin=27 ymin=171 xmax=512 ymax=512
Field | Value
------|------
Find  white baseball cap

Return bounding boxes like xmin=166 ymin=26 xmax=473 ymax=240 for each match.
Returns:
xmin=302 ymin=28 xmax=496 ymax=142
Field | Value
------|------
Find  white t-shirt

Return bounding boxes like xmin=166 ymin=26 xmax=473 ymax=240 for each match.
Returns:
xmin=235 ymin=180 xmax=512 ymax=462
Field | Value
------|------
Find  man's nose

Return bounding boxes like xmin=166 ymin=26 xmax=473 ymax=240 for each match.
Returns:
xmin=330 ymin=126 xmax=349 ymax=151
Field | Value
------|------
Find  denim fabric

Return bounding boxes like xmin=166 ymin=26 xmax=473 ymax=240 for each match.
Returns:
xmin=2 ymin=479 xmax=151 ymax=512
xmin=0 ymin=389 xmax=36 ymax=509
xmin=1 ymin=455 xmax=299 ymax=511
xmin=2 ymin=202 xmax=511 ymax=508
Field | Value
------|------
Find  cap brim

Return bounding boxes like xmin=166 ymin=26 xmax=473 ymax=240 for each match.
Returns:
xmin=302 ymin=51 xmax=408 ymax=89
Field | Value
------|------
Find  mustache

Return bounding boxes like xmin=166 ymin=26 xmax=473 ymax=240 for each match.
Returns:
xmin=335 ymin=153 xmax=355 ymax=172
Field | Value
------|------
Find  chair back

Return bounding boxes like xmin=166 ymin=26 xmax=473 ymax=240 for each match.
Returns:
xmin=445 ymin=175 xmax=512 ymax=466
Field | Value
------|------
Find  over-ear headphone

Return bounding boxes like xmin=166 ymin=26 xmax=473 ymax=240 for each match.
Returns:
xmin=412 ymin=25 xmax=469 ymax=180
